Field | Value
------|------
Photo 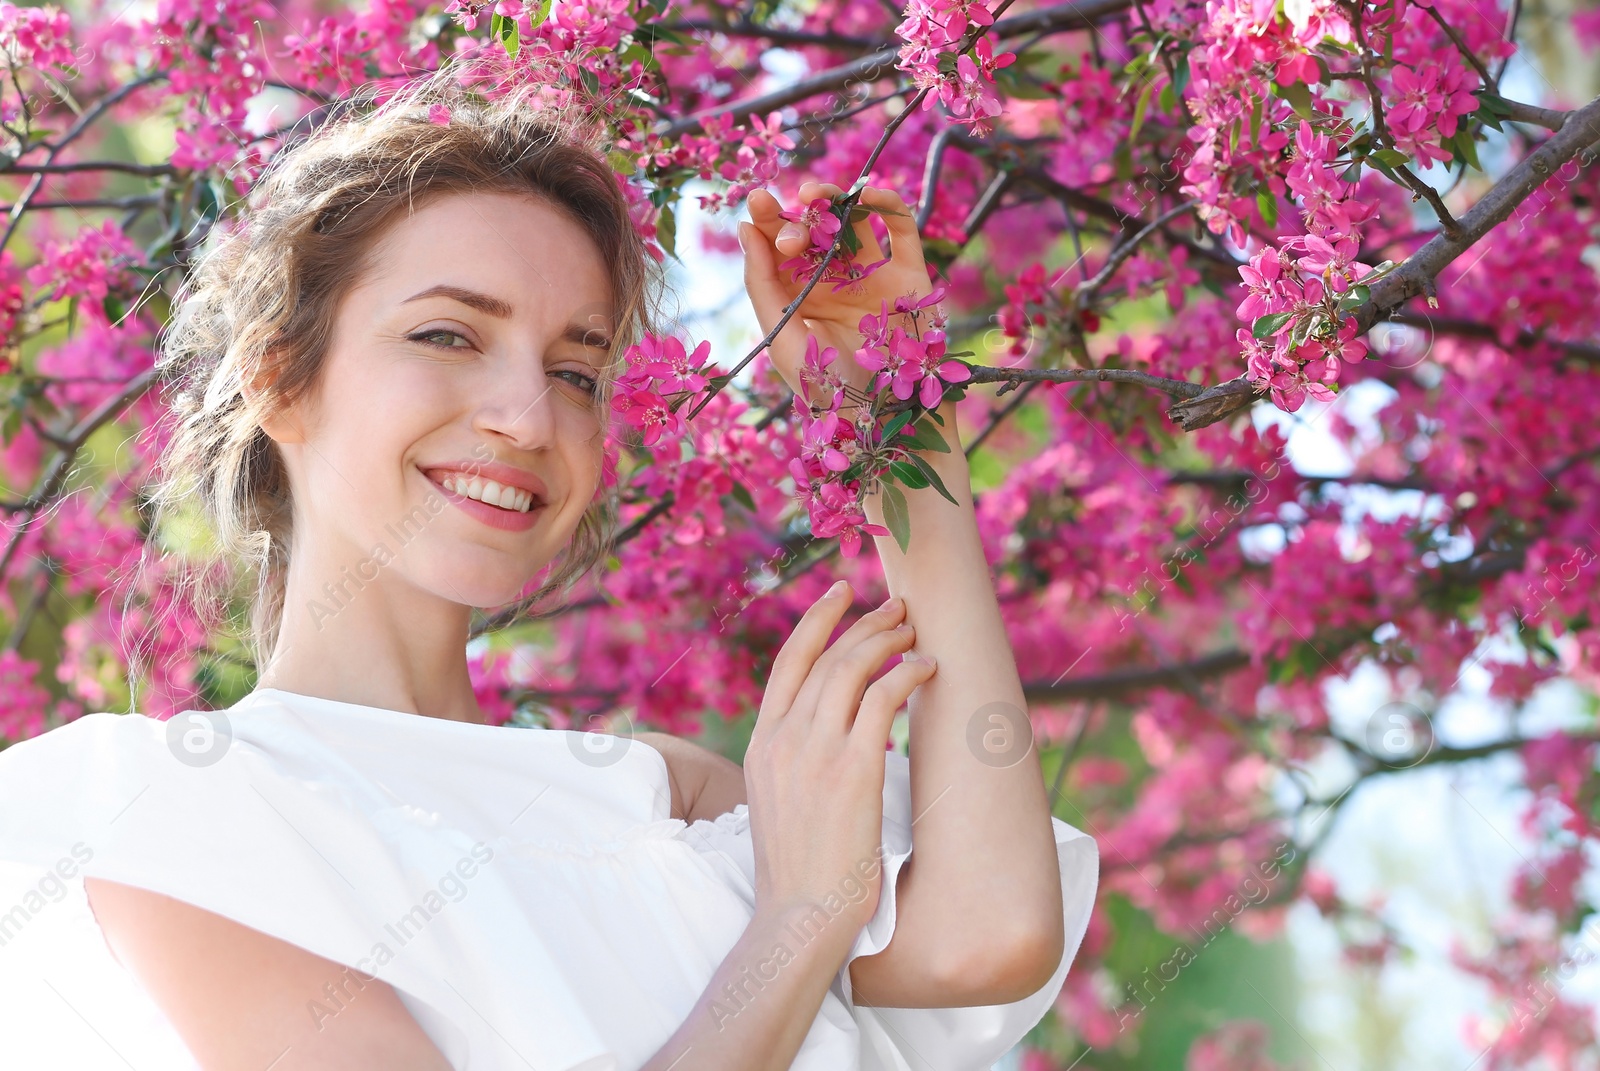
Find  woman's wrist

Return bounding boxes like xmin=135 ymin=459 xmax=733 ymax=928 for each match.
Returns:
xmin=862 ymin=394 xmax=971 ymax=519
xmin=639 ymin=901 xmax=861 ymax=1071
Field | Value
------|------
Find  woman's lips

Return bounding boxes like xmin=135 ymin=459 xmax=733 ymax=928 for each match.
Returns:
xmin=424 ymin=471 xmax=545 ymax=532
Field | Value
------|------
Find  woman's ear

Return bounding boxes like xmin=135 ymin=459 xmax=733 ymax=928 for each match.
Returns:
xmin=244 ymin=351 xmax=307 ymax=445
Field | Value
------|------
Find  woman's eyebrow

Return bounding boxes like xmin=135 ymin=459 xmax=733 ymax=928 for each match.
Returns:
xmin=400 ymin=285 xmax=610 ymax=347
xmin=400 ymin=284 xmax=514 ymax=318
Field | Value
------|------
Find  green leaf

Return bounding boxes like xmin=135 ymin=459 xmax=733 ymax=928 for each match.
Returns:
xmin=888 ymin=460 xmax=930 ymax=488
xmin=1 ymin=403 xmax=21 ymax=446
xmin=656 ymin=203 xmax=678 ymax=260
xmin=907 ymin=452 xmax=960 ymax=506
xmin=1371 ymin=147 xmax=1410 ymax=168
xmin=1474 ymin=89 xmax=1515 ymax=116
xmin=912 ymin=417 xmax=950 ymax=452
xmin=1337 ymin=160 xmax=1363 ymax=183
xmin=881 ymin=483 xmax=911 ymax=554
xmin=1256 ymin=189 xmax=1278 ymax=228
xmin=528 ymin=0 xmax=553 ymax=29
xmin=1113 ymin=139 xmax=1134 ymax=184
xmin=1129 ymin=78 xmax=1157 ymax=144
xmin=1171 ymin=53 xmax=1192 ymax=98
xmin=881 ymin=408 xmax=916 ymax=441
xmin=1252 ymin=311 xmax=1295 ymax=339
xmin=1452 ymin=127 xmax=1482 ymax=172
xmin=1336 ymin=283 xmax=1372 ymax=313
xmin=490 ymin=12 xmax=519 ymax=57
xmin=728 ymin=481 xmax=756 ymax=512
xmin=1275 ymin=79 xmax=1315 ymax=119
xmin=927 ymin=409 xmax=945 ymax=426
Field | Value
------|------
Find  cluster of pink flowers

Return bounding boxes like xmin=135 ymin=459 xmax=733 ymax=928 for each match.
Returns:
xmin=0 ymin=1 xmax=76 ymax=68
xmin=611 ymin=333 xmax=714 ymax=447
xmin=1179 ymin=0 xmax=1350 ymax=244
xmin=774 ymin=195 xmax=890 ymax=293
xmin=788 ymin=291 xmax=970 ymax=556
xmin=25 ymin=220 xmax=146 ymax=319
xmin=1385 ymin=50 xmax=1482 ymax=167
xmin=607 ymin=198 xmax=970 ymax=559
xmin=1235 ymin=122 xmax=1377 ymax=411
xmin=0 ymin=250 xmax=26 ymax=358
xmin=856 ymin=287 xmax=970 ymax=408
xmin=622 ymin=111 xmax=794 ymax=219
xmin=894 ymin=0 xmax=1016 ymax=135
xmin=0 ymin=650 xmax=59 ymax=741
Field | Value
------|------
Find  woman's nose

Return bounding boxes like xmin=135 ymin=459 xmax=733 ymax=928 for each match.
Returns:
xmin=472 ymin=366 xmax=559 ymax=450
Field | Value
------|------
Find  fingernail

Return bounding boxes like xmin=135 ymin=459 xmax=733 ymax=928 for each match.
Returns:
xmin=736 ymin=222 xmax=748 ymax=252
xmin=879 ymin=595 xmax=899 ymax=611
xmin=778 ymin=222 xmax=806 ymax=244
xmin=828 ymin=580 xmax=849 ymax=598
xmin=895 ymin=623 xmax=913 ymax=634
xmin=902 ymin=651 xmax=920 ymax=663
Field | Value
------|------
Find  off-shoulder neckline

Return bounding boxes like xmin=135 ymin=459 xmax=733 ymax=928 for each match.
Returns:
xmin=242 ymin=687 xmax=522 ymax=732
xmin=237 ymin=688 xmax=674 ymax=809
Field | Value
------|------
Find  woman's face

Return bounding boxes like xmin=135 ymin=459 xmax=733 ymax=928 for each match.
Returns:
xmin=266 ymin=189 xmax=614 ymax=611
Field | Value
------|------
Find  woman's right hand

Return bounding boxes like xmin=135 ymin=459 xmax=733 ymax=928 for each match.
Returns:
xmin=743 ymin=581 xmax=938 ymax=945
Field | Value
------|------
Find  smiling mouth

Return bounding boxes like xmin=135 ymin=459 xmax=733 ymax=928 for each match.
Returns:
xmin=438 ymin=474 xmax=541 ymax=514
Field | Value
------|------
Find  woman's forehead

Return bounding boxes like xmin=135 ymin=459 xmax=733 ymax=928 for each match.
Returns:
xmin=361 ymin=193 xmax=614 ymax=320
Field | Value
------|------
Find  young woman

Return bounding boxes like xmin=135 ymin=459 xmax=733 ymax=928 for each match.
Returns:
xmin=0 ymin=66 xmax=1097 ymax=1071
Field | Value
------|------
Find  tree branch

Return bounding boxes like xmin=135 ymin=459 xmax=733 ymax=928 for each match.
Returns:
xmin=655 ymin=0 xmax=1136 ymax=138
xmin=1354 ymin=93 xmax=1600 ymax=334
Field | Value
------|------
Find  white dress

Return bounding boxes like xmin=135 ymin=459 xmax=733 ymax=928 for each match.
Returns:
xmin=0 ymin=688 xmax=1099 ymax=1070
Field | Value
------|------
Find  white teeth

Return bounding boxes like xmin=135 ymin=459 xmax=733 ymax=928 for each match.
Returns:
xmin=440 ymin=472 xmax=539 ymax=512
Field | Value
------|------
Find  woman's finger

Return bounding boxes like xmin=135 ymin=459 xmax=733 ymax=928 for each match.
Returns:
xmin=739 ymin=220 xmax=811 ymax=377
xmin=755 ymin=581 xmax=854 ymax=727
xmin=812 ymin=622 xmax=918 ymax=734
xmin=777 ymin=181 xmax=887 ymax=266
xmin=797 ymin=180 xmax=842 ymax=202
xmin=747 ymin=188 xmax=788 ymax=250
xmin=853 ymin=653 xmax=938 ymax=747
xmin=783 ymin=597 xmax=906 ymax=726
xmin=859 ymin=185 xmax=921 ymax=268
xmin=739 ymin=220 xmax=789 ymax=335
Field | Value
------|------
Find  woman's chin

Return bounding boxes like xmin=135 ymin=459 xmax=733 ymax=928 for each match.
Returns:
xmin=410 ymin=561 xmax=548 ymax=613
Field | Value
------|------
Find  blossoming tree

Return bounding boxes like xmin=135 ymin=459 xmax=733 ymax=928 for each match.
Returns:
xmin=2 ymin=0 xmax=1598 ymax=1063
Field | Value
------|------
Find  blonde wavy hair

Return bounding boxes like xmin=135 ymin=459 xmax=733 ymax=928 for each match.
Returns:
xmin=148 ymin=58 xmax=663 ymax=672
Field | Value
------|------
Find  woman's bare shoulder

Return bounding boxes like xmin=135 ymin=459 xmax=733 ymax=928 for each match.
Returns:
xmin=84 ymin=878 xmax=452 ymax=1070
xmin=630 ymin=732 xmax=747 ymax=824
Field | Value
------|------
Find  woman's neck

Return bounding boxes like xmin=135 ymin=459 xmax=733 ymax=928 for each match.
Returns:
xmin=257 ymin=541 xmax=485 ymax=723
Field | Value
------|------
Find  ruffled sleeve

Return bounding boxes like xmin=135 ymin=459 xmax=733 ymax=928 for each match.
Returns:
xmin=834 ymin=750 xmax=1099 ymax=1071
xmin=675 ymin=749 xmax=1099 ymax=1070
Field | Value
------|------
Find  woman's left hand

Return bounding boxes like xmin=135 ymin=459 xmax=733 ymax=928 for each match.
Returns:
xmin=739 ymin=181 xmax=938 ymax=401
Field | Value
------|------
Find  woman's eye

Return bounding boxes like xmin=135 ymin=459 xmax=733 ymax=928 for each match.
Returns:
xmin=407 ymin=328 xmax=472 ymax=350
xmin=553 ymin=369 xmax=600 ymax=395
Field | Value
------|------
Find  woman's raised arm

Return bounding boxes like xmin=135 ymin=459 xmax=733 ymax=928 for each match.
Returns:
xmin=740 ymin=181 xmax=1068 ymax=1007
